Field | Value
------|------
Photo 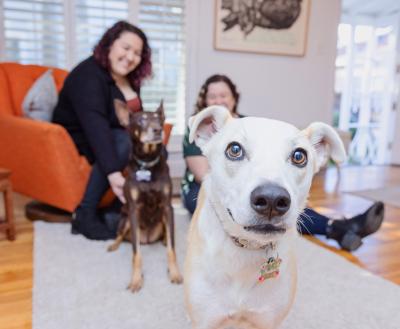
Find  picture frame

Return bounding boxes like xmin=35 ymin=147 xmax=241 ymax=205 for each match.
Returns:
xmin=214 ymin=0 xmax=311 ymax=57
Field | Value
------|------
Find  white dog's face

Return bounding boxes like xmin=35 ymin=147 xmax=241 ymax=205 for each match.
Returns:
xmin=189 ymin=106 xmax=346 ymax=243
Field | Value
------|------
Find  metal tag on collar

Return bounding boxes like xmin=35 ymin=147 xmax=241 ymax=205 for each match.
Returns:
xmin=258 ymin=248 xmax=282 ymax=283
xmin=258 ymin=243 xmax=281 ymax=282
xmin=136 ymin=169 xmax=151 ymax=182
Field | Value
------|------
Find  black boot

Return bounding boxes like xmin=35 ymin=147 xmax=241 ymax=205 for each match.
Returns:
xmin=71 ymin=207 xmax=116 ymax=240
xmin=349 ymin=201 xmax=385 ymax=238
xmin=326 ymin=202 xmax=385 ymax=251
xmin=99 ymin=209 xmax=121 ymax=236
xmin=98 ymin=198 xmax=123 ymax=235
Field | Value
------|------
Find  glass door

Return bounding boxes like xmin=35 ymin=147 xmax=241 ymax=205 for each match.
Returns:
xmin=334 ymin=16 xmax=399 ymax=165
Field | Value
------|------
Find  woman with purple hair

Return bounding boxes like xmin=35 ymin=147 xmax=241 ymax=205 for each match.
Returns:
xmin=53 ymin=21 xmax=152 ymax=240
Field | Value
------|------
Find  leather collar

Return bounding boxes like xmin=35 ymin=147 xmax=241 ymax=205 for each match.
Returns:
xmin=133 ymin=155 xmax=160 ymax=169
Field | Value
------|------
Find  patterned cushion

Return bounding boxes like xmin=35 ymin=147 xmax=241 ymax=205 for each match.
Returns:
xmin=22 ymin=69 xmax=58 ymax=121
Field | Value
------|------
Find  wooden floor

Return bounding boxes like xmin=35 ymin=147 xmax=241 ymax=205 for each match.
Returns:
xmin=0 ymin=165 xmax=399 ymax=328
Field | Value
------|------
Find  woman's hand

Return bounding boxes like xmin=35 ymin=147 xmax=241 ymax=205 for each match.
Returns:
xmin=107 ymin=171 xmax=126 ymax=204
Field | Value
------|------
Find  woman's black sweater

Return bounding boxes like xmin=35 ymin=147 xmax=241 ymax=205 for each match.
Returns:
xmin=53 ymin=56 xmax=140 ymax=175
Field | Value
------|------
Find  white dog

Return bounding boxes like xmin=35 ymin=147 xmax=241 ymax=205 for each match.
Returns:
xmin=184 ymin=106 xmax=346 ymax=329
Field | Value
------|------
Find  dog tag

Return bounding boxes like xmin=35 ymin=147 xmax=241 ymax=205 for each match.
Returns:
xmin=258 ymin=256 xmax=282 ymax=283
xmin=136 ymin=169 xmax=151 ymax=182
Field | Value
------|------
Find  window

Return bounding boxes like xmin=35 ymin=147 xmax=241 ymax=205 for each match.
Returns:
xmin=334 ymin=21 xmax=398 ymax=164
xmin=0 ymin=0 xmax=186 ymax=135
xmin=138 ymin=0 xmax=186 ymax=134
xmin=73 ymin=0 xmax=128 ymax=64
xmin=1 ymin=0 xmax=66 ymax=67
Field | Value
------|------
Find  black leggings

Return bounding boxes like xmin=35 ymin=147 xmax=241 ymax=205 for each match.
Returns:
xmin=181 ymin=181 xmax=328 ymax=236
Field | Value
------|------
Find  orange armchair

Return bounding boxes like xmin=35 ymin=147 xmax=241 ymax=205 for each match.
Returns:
xmin=0 ymin=63 xmax=91 ymax=212
xmin=0 ymin=62 xmax=172 ymax=213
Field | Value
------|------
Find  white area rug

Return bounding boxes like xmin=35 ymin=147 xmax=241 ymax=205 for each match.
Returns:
xmin=33 ymin=207 xmax=400 ymax=329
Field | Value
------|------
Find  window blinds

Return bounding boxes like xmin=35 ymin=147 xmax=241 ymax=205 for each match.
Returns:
xmin=0 ymin=0 xmax=186 ymax=134
xmin=2 ymin=0 xmax=66 ymax=67
xmin=138 ymin=0 xmax=186 ymax=133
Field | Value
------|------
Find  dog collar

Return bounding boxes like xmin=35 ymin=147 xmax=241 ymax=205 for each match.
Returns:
xmin=230 ymin=236 xmax=276 ymax=250
xmin=211 ymin=201 xmax=279 ymax=251
xmin=209 ymin=200 xmax=282 ymax=282
xmin=133 ymin=155 xmax=160 ymax=182
xmin=133 ymin=155 xmax=160 ymax=169
xmin=231 ymin=235 xmax=282 ymax=282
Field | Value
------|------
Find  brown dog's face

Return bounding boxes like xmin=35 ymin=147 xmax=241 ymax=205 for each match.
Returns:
xmin=114 ymin=99 xmax=165 ymax=144
xmin=129 ymin=110 xmax=164 ymax=144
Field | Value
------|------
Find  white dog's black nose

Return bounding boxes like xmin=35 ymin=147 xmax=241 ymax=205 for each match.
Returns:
xmin=250 ymin=184 xmax=291 ymax=218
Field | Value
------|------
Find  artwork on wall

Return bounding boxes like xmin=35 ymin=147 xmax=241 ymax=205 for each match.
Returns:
xmin=214 ymin=0 xmax=311 ymax=56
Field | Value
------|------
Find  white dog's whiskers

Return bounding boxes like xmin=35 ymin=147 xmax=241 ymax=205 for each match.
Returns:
xmin=297 ymin=210 xmax=314 ymax=236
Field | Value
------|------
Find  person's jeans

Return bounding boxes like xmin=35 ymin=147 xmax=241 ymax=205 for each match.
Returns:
xmin=298 ymin=208 xmax=328 ymax=235
xmin=79 ymin=129 xmax=131 ymax=210
xmin=181 ymin=181 xmax=200 ymax=215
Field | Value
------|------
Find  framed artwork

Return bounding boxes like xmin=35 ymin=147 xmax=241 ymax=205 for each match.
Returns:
xmin=214 ymin=0 xmax=311 ymax=56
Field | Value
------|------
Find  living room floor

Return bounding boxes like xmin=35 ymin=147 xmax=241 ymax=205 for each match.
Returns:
xmin=1 ymin=165 xmax=400 ymax=329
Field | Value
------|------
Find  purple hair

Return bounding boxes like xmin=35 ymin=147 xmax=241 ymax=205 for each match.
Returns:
xmin=93 ymin=20 xmax=152 ymax=91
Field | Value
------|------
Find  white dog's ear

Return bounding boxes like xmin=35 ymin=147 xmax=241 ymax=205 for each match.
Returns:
xmin=188 ymin=105 xmax=232 ymax=148
xmin=304 ymin=122 xmax=347 ymax=173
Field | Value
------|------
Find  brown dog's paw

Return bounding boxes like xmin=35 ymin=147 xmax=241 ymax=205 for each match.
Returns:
xmin=107 ymin=242 xmax=119 ymax=252
xmin=127 ymin=276 xmax=144 ymax=293
xmin=169 ymin=270 xmax=183 ymax=284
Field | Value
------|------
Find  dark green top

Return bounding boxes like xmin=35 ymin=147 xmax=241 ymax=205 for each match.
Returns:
xmin=181 ymin=126 xmax=202 ymax=193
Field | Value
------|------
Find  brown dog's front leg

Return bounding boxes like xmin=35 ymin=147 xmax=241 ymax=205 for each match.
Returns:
xmin=107 ymin=218 xmax=130 ymax=252
xmin=127 ymin=204 xmax=143 ymax=293
xmin=164 ymin=204 xmax=183 ymax=284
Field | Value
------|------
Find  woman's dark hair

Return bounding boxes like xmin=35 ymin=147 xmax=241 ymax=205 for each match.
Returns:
xmin=194 ymin=74 xmax=240 ymax=115
xmin=93 ymin=20 xmax=152 ymax=91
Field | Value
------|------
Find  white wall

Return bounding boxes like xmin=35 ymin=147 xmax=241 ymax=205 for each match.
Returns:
xmin=169 ymin=0 xmax=342 ymax=178
xmin=185 ymin=0 xmax=341 ymax=128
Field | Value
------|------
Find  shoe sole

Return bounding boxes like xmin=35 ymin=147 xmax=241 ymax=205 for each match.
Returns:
xmin=340 ymin=231 xmax=362 ymax=251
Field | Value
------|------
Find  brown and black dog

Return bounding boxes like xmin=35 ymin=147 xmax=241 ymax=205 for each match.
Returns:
xmin=108 ymin=99 xmax=182 ymax=293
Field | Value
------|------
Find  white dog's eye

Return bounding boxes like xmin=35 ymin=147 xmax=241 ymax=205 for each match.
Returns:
xmin=291 ymin=148 xmax=308 ymax=167
xmin=225 ymin=142 xmax=244 ymax=161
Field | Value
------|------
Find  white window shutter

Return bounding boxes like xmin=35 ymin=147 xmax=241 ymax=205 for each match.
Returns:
xmin=74 ymin=0 xmax=128 ymax=64
xmin=2 ymin=0 xmax=66 ymax=67
xmin=138 ymin=0 xmax=186 ymax=134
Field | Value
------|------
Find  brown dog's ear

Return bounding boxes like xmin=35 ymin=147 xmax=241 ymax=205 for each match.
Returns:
xmin=188 ymin=105 xmax=232 ymax=149
xmin=156 ymin=99 xmax=165 ymax=122
xmin=114 ymin=99 xmax=130 ymax=127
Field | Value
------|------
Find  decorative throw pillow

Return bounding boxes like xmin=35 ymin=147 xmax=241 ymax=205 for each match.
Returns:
xmin=22 ymin=69 xmax=58 ymax=121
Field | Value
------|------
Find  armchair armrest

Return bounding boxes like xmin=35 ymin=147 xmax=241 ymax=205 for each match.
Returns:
xmin=0 ymin=114 xmax=91 ymax=211
xmin=163 ymin=123 xmax=173 ymax=146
